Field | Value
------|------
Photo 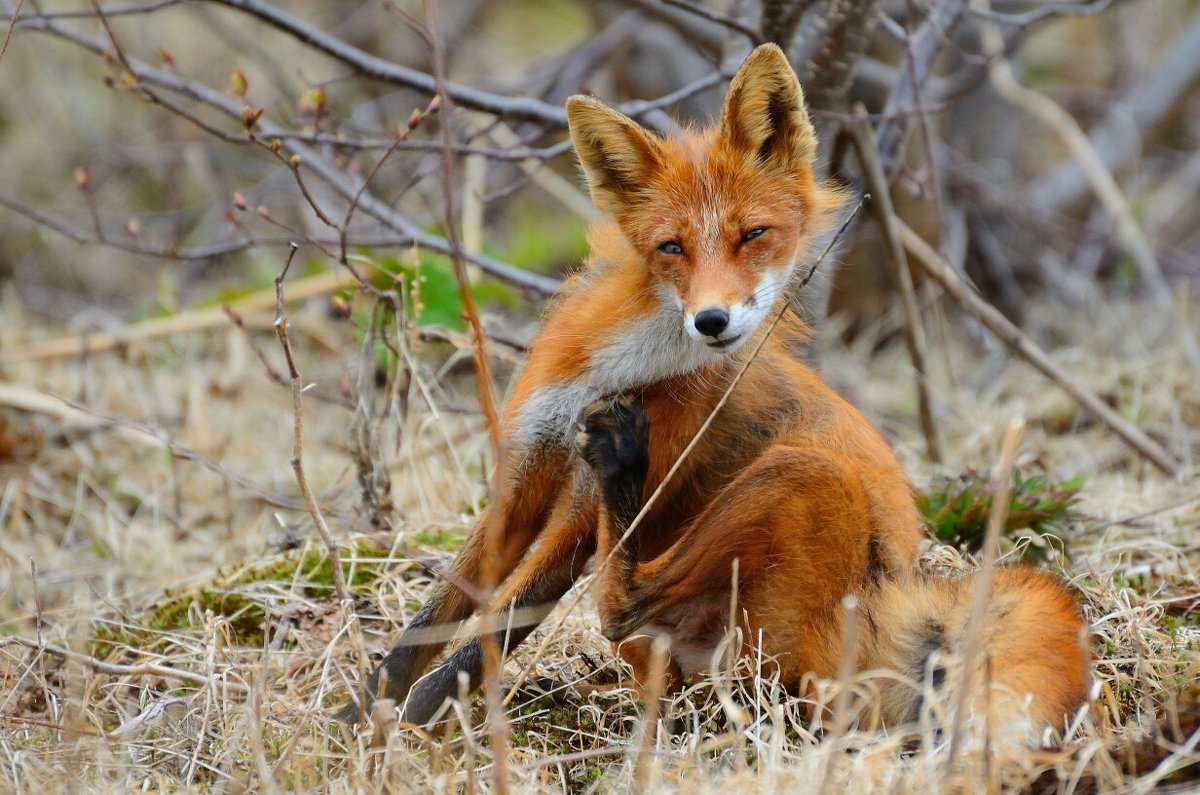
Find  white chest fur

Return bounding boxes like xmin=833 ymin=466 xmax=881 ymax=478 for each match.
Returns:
xmin=510 ymin=293 xmax=721 ymax=449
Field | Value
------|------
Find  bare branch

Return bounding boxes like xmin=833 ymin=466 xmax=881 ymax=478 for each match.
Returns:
xmin=874 ymin=0 xmax=969 ymax=172
xmin=899 ymin=220 xmax=1182 ymax=477
xmin=1030 ymin=7 xmax=1200 ymax=212
xmin=849 ymin=113 xmax=942 ymax=464
xmin=337 ymin=94 xmax=441 ymax=265
xmin=206 ymin=0 xmax=713 ymax=132
xmin=9 ymin=13 xmax=564 ymax=297
xmin=12 ymin=0 xmax=181 ymax=21
xmin=0 ymin=0 xmax=21 ymax=63
xmin=979 ymin=15 xmax=1200 ymax=372
xmin=207 ymin=0 xmax=568 ymax=125
xmin=969 ymin=0 xmax=1112 ymax=27
xmin=0 ymin=193 xmax=446 ymax=262
xmin=261 ymin=135 xmax=574 ymax=162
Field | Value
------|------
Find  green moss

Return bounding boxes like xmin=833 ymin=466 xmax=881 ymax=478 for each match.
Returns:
xmin=91 ymin=539 xmax=390 ymax=659
xmin=410 ymin=526 xmax=464 ymax=552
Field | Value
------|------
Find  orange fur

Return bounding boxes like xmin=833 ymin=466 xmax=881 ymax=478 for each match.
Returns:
xmin=343 ymin=44 xmax=1090 ymax=737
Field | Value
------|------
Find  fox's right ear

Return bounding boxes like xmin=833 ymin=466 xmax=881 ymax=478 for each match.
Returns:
xmin=566 ymin=96 xmax=663 ymax=216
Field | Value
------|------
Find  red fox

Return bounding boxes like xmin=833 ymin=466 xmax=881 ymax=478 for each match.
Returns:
xmin=339 ymin=43 xmax=1090 ymax=736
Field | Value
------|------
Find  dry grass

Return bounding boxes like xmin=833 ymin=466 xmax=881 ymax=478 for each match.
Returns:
xmin=1 ymin=287 xmax=1198 ymax=793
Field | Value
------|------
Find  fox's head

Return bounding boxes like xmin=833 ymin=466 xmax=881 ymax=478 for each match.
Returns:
xmin=566 ymin=44 xmax=843 ymax=354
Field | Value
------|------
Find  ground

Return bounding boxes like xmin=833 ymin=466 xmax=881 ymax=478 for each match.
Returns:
xmin=1 ymin=283 xmax=1197 ymax=793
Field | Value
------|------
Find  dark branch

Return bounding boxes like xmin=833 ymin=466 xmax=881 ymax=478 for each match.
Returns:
xmin=969 ymin=0 xmax=1113 ymax=27
xmin=658 ymin=0 xmax=763 ymax=44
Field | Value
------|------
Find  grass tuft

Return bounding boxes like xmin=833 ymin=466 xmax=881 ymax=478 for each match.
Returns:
xmin=916 ymin=467 xmax=1085 ymax=562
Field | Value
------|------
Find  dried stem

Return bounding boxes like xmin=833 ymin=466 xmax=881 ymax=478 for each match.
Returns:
xmin=947 ymin=417 xmax=1023 ymax=762
xmin=425 ymin=5 xmax=508 ymax=789
xmin=632 ymin=635 xmax=671 ymax=794
xmin=3 ymin=635 xmax=250 ymax=694
xmin=849 ymin=110 xmax=942 ymax=463
xmin=818 ymin=594 xmax=861 ymax=795
xmin=0 ymin=269 xmax=346 ymax=364
xmin=272 ymin=243 xmax=360 ymax=683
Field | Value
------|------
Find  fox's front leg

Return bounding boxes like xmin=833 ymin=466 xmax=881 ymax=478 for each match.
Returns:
xmin=578 ymin=396 xmax=685 ymax=693
xmin=577 ymin=395 xmax=649 ymax=632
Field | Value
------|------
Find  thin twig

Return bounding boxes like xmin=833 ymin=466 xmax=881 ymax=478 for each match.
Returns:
xmin=0 ymin=194 xmax=420 ymax=262
xmin=206 ymin=0 xmax=715 ymax=132
xmin=425 ymin=3 xmax=509 ymax=790
xmin=898 ymin=219 xmax=1182 ymax=477
xmin=337 ymin=95 xmax=440 ymax=265
xmin=2 ymin=635 xmax=250 ymax=694
xmin=969 ymin=0 xmax=1113 ymax=27
xmin=659 ymin=0 xmax=763 ymax=44
xmin=848 ymin=110 xmax=941 ymax=463
xmin=0 ymin=0 xmax=21 ymax=63
xmin=9 ymin=15 xmax=563 ymax=296
xmin=947 ymin=417 xmax=1023 ymax=762
xmin=272 ymin=244 xmax=359 ymax=664
xmin=874 ymin=0 xmax=968 ymax=172
xmin=12 ymin=0 xmax=180 ymax=21
xmin=427 ymin=34 xmax=501 ymax=459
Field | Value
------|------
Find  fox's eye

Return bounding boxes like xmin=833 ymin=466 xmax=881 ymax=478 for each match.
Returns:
xmin=741 ymin=227 xmax=769 ymax=243
xmin=657 ymin=241 xmax=683 ymax=255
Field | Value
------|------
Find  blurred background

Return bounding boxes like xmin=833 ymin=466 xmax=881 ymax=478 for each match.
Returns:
xmin=1 ymin=4 xmax=1199 ymax=791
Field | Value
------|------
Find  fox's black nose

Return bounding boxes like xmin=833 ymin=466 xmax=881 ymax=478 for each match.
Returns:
xmin=694 ymin=308 xmax=730 ymax=338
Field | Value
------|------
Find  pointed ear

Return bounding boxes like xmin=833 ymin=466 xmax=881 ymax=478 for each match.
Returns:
xmin=719 ymin=44 xmax=817 ymax=174
xmin=567 ymin=96 xmax=664 ymax=216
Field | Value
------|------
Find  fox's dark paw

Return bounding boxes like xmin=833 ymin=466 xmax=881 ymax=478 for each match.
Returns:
xmin=576 ymin=394 xmax=650 ymax=486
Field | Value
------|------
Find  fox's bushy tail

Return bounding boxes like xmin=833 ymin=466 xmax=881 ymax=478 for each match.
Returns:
xmin=858 ymin=567 xmax=1091 ymax=740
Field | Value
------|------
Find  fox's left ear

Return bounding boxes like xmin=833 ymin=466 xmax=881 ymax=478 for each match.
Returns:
xmin=719 ymin=44 xmax=817 ymax=174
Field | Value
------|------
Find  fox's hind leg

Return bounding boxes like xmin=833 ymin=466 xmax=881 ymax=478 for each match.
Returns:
xmin=338 ymin=444 xmax=572 ymax=724
xmin=394 ymin=490 xmax=599 ymax=726
xmin=580 ymin=400 xmax=891 ymax=688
